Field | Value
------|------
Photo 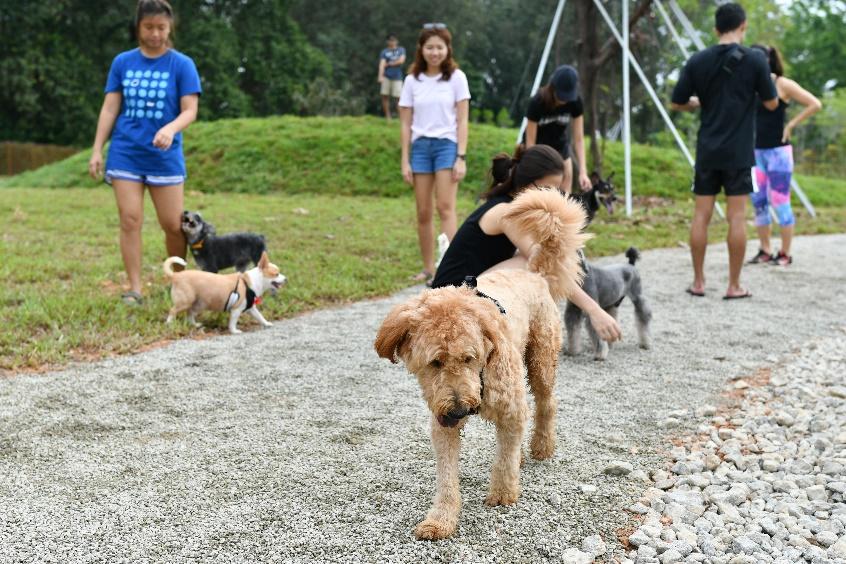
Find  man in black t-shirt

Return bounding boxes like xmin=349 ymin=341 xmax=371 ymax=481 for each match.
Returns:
xmin=671 ymin=2 xmax=777 ymax=300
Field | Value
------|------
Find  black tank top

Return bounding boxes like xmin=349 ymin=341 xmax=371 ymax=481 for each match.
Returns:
xmin=431 ymin=195 xmax=516 ymax=289
xmin=756 ymin=88 xmax=789 ymax=149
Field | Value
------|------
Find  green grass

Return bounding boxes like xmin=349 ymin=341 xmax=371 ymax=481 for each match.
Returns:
xmin=1 ymin=115 xmax=844 ymax=371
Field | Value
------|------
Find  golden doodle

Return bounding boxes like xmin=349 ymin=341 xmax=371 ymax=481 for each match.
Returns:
xmin=375 ymin=188 xmax=589 ymax=540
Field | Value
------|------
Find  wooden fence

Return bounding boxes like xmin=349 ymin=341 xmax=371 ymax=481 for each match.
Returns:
xmin=1 ymin=142 xmax=79 ymax=176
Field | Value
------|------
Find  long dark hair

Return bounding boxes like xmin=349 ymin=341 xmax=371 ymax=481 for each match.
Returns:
xmin=482 ymin=145 xmax=565 ymax=199
xmin=538 ymin=84 xmax=558 ymax=111
xmin=132 ymin=0 xmax=175 ymax=45
xmin=409 ymin=28 xmax=458 ymax=80
xmin=751 ymin=44 xmax=784 ymax=77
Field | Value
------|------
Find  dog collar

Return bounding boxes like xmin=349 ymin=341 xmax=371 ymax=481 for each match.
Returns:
xmin=190 ymin=239 xmax=204 ymax=250
xmin=462 ymin=276 xmax=506 ymax=315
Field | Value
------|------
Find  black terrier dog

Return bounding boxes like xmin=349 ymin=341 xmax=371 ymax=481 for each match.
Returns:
xmin=181 ymin=210 xmax=266 ymax=273
xmin=569 ymin=171 xmax=618 ymax=223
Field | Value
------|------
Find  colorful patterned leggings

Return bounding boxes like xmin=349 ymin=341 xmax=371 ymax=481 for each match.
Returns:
xmin=751 ymin=145 xmax=794 ymax=227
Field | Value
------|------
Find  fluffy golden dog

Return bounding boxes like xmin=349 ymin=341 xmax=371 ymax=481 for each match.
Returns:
xmin=374 ymin=188 xmax=588 ymax=540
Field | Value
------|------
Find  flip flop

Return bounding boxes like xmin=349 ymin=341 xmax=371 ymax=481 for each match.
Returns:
xmin=685 ymin=287 xmax=705 ymax=297
xmin=410 ymin=270 xmax=434 ymax=283
xmin=120 ymin=291 xmax=144 ymax=306
xmin=723 ymin=290 xmax=752 ymax=300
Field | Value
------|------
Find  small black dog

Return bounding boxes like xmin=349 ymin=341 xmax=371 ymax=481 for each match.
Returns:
xmin=565 ymin=247 xmax=652 ymax=361
xmin=181 ymin=210 xmax=266 ymax=273
xmin=569 ymin=171 xmax=618 ymax=223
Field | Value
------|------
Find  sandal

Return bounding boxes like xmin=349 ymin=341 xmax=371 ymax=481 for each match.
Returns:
xmin=121 ymin=291 xmax=144 ymax=306
xmin=410 ymin=270 xmax=434 ymax=284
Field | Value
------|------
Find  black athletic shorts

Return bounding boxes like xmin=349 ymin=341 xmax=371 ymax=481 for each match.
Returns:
xmin=692 ymin=167 xmax=753 ymax=196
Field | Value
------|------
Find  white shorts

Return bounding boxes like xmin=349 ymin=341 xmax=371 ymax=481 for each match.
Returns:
xmin=380 ymin=79 xmax=402 ymax=98
xmin=105 ymin=169 xmax=186 ymax=187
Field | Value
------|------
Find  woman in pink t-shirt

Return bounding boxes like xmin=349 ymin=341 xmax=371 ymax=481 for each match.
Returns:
xmin=398 ymin=24 xmax=470 ymax=285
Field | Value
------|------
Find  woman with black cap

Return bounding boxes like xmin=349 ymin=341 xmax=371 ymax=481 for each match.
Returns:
xmin=523 ymin=65 xmax=591 ymax=193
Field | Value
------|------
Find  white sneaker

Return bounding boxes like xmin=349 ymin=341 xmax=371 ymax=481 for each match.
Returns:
xmin=435 ymin=233 xmax=450 ymax=268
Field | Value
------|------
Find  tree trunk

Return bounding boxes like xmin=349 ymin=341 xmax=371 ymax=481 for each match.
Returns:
xmin=575 ymin=0 xmax=655 ymax=175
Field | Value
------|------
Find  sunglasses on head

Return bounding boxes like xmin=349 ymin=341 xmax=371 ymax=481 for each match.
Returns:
xmin=422 ymin=22 xmax=447 ymax=30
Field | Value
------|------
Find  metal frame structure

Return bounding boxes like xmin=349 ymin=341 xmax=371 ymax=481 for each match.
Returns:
xmin=519 ymin=0 xmax=816 ymax=220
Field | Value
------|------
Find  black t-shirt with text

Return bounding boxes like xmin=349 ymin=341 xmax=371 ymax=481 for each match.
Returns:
xmin=671 ymin=44 xmax=776 ymax=170
xmin=524 ymin=93 xmax=584 ymax=155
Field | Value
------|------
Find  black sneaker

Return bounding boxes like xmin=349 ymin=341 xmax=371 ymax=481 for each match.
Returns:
xmin=769 ymin=250 xmax=792 ymax=266
xmin=747 ymin=249 xmax=773 ymax=264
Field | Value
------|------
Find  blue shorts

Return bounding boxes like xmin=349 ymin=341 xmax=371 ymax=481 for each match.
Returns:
xmin=410 ymin=137 xmax=457 ymax=174
xmin=105 ymin=169 xmax=186 ymax=187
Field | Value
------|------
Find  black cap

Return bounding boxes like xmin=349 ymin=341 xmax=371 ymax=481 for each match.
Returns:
xmin=551 ymin=65 xmax=579 ymax=102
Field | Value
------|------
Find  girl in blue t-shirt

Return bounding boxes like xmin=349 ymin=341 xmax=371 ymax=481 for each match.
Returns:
xmin=88 ymin=0 xmax=202 ymax=306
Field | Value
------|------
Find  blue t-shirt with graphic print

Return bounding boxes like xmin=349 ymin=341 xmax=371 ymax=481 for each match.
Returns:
xmin=104 ymin=48 xmax=202 ymax=177
xmin=380 ymin=47 xmax=406 ymax=81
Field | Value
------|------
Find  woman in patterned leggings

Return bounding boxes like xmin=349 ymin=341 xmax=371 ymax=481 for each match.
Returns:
xmin=747 ymin=45 xmax=821 ymax=266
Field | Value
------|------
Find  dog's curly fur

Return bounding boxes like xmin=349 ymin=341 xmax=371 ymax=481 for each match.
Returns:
xmin=374 ymin=188 xmax=588 ymax=540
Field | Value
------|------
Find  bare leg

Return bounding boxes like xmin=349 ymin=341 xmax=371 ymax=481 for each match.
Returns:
xmin=561 ymin=157 xmax=574 ymax=194
xmin=415 ymin=416 xmax=463 ymax=540
xmin=756 ymin=224 xmax=773 ymax=255
xmin=689 ymin=195 xmax=715 ymax=293
xmin=112 ymin=180 xmax=146 ymax=295
xmin=149 ymin=183 xmax=186 ymax=261
xmin=433 ymin=169 xmax=458 ymax=240
xmin=781 ymin=225 xmax=793 ymax=256
xmin=381 ymin=95 xmax=391 ymax=120
xmin=413 ymin=173 xmax=436 ymax=275
xmin=725 ymin=195 xmax=748 ymax=295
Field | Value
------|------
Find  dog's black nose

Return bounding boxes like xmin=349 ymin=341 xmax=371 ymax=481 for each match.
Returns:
xmin=447 ymin=407 xmax=469 ymax=420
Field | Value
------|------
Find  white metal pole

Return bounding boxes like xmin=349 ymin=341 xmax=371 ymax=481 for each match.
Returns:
xmin=791 ymin=179 xmax=817 ymax=218
xmin=516 ymin=0 xmax=567 ymax=144
xmin=655 ymin=0 xmax=691 ymax=59
xmin=592 ymin=0 xmax=726 ymax=219
xmin=668 ymin=0 xmax=706 ymax=51
xmin=623 ymin=0 xmax=632 ymax=216
xmin=592 ymin=0 xmax=693 ymax=167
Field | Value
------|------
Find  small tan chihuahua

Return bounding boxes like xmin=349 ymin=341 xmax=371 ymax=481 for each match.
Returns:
xmin=163 ymin=251 xmax=287 ymax=334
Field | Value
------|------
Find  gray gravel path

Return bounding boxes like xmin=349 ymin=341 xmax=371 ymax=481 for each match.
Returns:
xmin=1 ymin=235 xmax=844 ymax=563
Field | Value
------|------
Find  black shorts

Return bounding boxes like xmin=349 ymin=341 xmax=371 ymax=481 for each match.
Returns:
xmin=692 ymin=168 xmax=753 ymax=196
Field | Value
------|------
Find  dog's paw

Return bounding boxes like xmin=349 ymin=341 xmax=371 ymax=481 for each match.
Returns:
xmin=229 ymin=329 xmax=243 ymax=335
xmin=530 ymin=436 xmax=555 ymax=460
xmin=414 ymin=518 xmax=455 ymax=541
xmin=484 ymin=489 xmax=519 ymax=507
xmin=262 ymin=322 xmax=273 ymax=328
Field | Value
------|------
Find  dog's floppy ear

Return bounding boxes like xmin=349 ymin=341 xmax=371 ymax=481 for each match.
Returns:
xmin=374 ymin=299 xmax=421 ymax=364
xmin=258 ymin=251 xmax=269 ymax=269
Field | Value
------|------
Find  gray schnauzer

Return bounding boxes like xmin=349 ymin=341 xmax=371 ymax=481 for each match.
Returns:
xmin=565 ymin=247 xmax=652 ymax=361
xmin=181 ymin=210 xmax=266 ymax=273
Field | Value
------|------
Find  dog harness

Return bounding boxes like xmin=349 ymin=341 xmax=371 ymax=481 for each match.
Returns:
xmin=224 ymin=276 xmax=259 ymax=312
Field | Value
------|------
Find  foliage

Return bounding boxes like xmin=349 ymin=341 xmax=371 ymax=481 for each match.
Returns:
xmin=0 ymin=0 xmax=330 ymax=145
xmin=1 ymin=114 xmax=843 ymax=370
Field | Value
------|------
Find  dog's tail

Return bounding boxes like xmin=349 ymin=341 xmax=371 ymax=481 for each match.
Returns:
xmin=162 ymin=256 xmax=188 ymax=278
xmin=626 ymin=247 xmax=640 ymax=266
xmin=503 ymin=187 xmax=591 ymax=301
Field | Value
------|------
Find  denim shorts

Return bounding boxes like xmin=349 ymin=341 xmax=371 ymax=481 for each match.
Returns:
xmin=410 ymin=137 xmax=457 ymax=174
xmin=105 ymin=169 xmax=186 ymax=187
